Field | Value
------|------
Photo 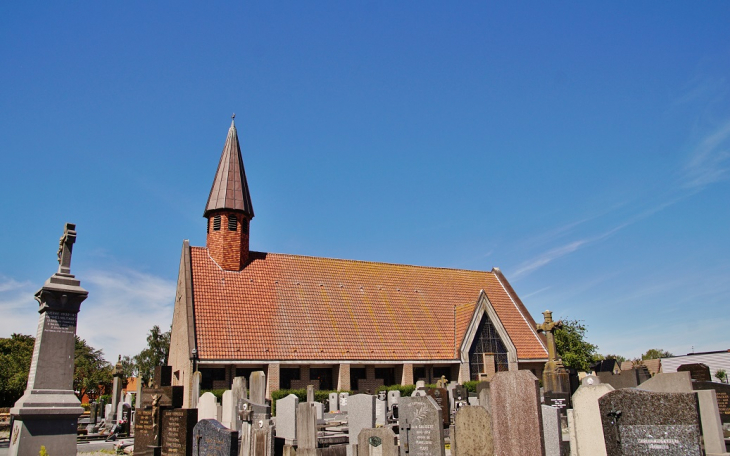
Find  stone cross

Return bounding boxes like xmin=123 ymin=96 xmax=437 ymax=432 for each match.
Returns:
xmin=57 ymin=223 xmax=77 ymax=274
xmin=536 ymin=310 xmax=562 ymax=362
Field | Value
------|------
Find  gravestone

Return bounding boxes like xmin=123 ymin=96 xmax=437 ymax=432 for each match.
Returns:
xmin=250 ymin=371 xmax=267 ymax=405
xmin=677 ymin=363 xmax=712 ymax=382
xmin=221 ymin=390 xmax=235 ymax=429
xmin=453 ymin=405 xmax=493 ymax=456
xmin=541 ymin=405 xmax=561 ymax=456
xmin=8 ymin=223 xmax=88 ymax=456
xmin=596 ymin=370 xmax=640 ymax=389
xmin=296 ymin=402 xmax=318 ymax=456
xmin=276 ymin=394 xmax=299 ymax=444
xmin=339 ymin=392 xmax=350 ymax=412
xmin=349 ymin=394 xmax=376 ymax=446
xmin=111 ymin=356 xmax=125 ymax=422
xmin=231 ymin=376 xmax=247 ymax=432
xmin=695 ymin=389 xmax=729 ymax=456
xmin=571 ymin=381 xmax=613 ymax=456
xmin=693 ymin=381 xmax=730 ymax=423
xmin=375 ymin=398 xmax=387 ymax=426
xmin=398 ymin=395 xmax=445 ymax=456
xmin=198 ymin=392 xmax=219 ymax=421
xmin=136 ymin=376 xmax=144 ymax=409
xmin=118 ymin=403 xmax=132 ymax=435
xmin=490 ymin=370 xmax=544 ymax=456
xmin=125 ymin=392 xmax=134 ymax=406
xmin=638 ymin=372 xmax=692 ymax=393
xmin=191 ymin=371 xmax=202 ymax=408
xmin=387 ymin=390 xmax=400 ymax=409
xmin=307 ymin=385 xmax=315 ymax=402
xmin=329 ymin=392 xmax=339 ymax=412
xmin=424 ymin=387 xmax=450 ymax=426
xmin=358 ymin=427 xmax=398 ymax=456
xmin=536 ymin=311 xmax=570 ymax=394
xmin=192 ymin=419 xmax=238 ymax=456
xmin=598 ymin=389 xmax=702 ymax=455
xmin=477 ymin=382 xmax=491 ymax=412
xmin=544 ymin=391 xmax=571 ymax=415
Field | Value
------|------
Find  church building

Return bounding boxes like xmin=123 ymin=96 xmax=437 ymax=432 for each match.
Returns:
xmin=168 ymin=119 xmax=549 ymax=407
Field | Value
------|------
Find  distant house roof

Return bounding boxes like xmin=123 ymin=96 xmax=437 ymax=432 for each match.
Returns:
xmin=190 ymin=247 xmax=548 ymax=362
xmin=592 ymin=358 xmax=620 ymax=373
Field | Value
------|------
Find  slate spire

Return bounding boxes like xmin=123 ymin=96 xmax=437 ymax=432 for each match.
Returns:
xmin=204 ymin=116 xmax=254 ymax=218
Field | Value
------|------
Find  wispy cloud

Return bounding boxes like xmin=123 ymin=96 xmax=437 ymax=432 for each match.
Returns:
xmin=682 ymin=119 xmax=730 ymax=189
xmin=0 ymin=269 xmax=176 ymax=362
xmin=79 ymin=268 xmax=176 ymax=360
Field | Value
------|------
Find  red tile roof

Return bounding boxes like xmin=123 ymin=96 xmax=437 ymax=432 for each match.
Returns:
xmin=191 ymin=247 xmax=547 ymax=361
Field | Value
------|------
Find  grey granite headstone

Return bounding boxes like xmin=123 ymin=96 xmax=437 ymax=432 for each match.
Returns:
xmin=598 ymin=388 xmax=702 ymax=455
xmin=314 ymin=401 xmax=324 ymax=420
xmin=541 ymin=405 xmax=561 ymax=456
xmin=192 ymin=419 xmax=238 ymax=456
xmin=339 ymin=392 xmax=350 ymax=412
xmin=349 ymin=394 xmax=376 ymax=446
xmin=695 ymin=389 xmax=729 ymax=456
xmin=638 ymin=372 xmax=693 ymax=393
xmin=398 ymin=395 xmax=445 ymax=456
xmin=387 ymin=390 xmax=400 ymax=409
xmin=276 ymin=394 xmax=299 ymax=443
xmin=297 ymin=402 xmax=318 ymax=455
xmin=250 ymin=371 xmax=267 ymax=405
xmin=490 ymin=370 xmax=544 ymax=456
xmin=191 ymin=371 xmax=202 ymax=408
xmin=8 ymin=224 xmax=88 ymax=456
xmin=572 ymin=382 xmax=614 ymax=456
xmin=307 ymin=384 xmax=315 ymax=403
xmin=375 ymin=399 xmax=387 ymax=426
xmin=221 ymin=390 xmax=235 ymax=429
xmin=358 ymin=427 xmax=398 ymax=456
xmin=478 ymin=383 xmax=491 ymax=413
xmin=231 ymin=376 xmax=246 ymax=432
xmin=329 ymin=392 xmax=339 ymax=412
xmin=453 ymin=405 xmax=493 ymax=456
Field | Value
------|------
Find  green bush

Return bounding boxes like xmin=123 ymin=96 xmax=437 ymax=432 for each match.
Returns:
xmin=269 ymin=389 xmax=352 ymax=416
xmin=375 ymin=384 xmax=417 ymax=397
xmin=462 ymin=381 xmax=479 ymax=393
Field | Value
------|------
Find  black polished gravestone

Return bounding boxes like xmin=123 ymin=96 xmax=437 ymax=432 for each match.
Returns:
xmin=598 ymin=389 xmax=702 ymax=456
xmin=693 ymin=381 xmax=730 ymax=423
xmin=677 ymin=363 xmax=712 ymax=382
xmin=543 ymin=391 xmax=571 ymax=415
xmin=192 ymin=419 xmax=239 ymax=456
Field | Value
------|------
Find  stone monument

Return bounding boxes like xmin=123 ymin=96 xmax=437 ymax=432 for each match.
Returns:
xmin=8 ymin=223 xmax=89 ymax=456
xmin=536 ymin=310 xmax=570 ymax=395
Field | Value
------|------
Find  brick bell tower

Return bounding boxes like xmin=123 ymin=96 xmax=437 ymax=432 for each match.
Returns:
xmin=204 ymin=115 xmax=254 ymax=271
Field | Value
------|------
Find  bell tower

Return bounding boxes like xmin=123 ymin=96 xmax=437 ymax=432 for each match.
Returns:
xmin=204 ymin=115 xmax=254 ymax=270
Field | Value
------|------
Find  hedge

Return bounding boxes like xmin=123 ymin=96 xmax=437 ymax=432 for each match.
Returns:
xmin=270 ymin=389 xmax=352 ymax=416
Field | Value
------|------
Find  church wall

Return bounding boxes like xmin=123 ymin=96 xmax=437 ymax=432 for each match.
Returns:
xmin=168 ymin=241 xmax=195 ymax=407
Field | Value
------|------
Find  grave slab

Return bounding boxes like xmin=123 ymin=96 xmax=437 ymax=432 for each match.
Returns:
xmin=490 ymin=370 xmax=544 ymax=456
xmin=192 ymin=419 xmax=238 ymax=456
xmin=453 ymin=405 xmax=493 ymax=456
xmin=398 ymin=395 xmax=445 ymax=456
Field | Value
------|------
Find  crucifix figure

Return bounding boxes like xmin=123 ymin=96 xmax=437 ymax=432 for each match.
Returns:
xmin=57 ymin=223 xmax=77 ymax=275
xmin=536 ymin=310 xmax=562 ymax=363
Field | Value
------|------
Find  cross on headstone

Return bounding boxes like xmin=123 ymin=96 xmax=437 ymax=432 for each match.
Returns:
xmin=57 ymin=223 xmax=77 ymax=274
xmin=536 ymin=310 xmax=561 ymax=362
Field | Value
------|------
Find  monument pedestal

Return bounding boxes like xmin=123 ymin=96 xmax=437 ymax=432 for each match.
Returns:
xmin=8 ymin=224 xmax=88 ymax=456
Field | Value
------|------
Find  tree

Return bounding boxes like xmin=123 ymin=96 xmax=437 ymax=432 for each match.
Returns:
xmin=715 ymin=369 xmax=727 ymax=384
xmin=74 ymin=336 xmax=113 ymax=402
xmin=641 ymin=348 xmax=673 ymax=360
xmin=0 ymin=334 xmax=35 ymax=407
xmin=603 ymin=354 xmax=627 ymax=364
xmin=121 ymin=355 xmax=137 ymax=379
xmin=554 ymin=319 xmax=600 ymax=371
xmin=134 ymin=325 xmax=171 ymax=384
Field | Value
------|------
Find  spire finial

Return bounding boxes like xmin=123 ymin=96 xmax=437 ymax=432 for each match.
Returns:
xmin=232 ymin=113 xmax=236 ymax=120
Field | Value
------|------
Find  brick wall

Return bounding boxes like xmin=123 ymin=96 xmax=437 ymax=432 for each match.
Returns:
xmin=338 ymin=364 xmax=351 ymax=391
xmin=206 ymin=211 xmax=250 ymax=270
xmin=267 ymin=363 xmax=280 ymax=400
xmin=401 ymin=363 xmax=413 ymax=385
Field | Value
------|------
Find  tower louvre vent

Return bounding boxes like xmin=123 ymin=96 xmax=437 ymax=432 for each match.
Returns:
xmin=213 ymin=215 xmax=221 ymax=231
xmin=228 ymin=215 xmax=238 ymax=231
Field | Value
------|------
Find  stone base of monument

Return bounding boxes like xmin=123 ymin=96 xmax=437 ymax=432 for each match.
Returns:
xmin=8 ymin=389 xmax=84 ymax=456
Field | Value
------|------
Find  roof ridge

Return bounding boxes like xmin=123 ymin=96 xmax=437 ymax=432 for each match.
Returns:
xmin=189 ymin=246 xmax=494 ymax=274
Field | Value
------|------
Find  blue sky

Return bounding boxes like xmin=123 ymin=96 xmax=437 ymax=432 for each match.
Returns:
xmin=1 ymin=2 xmax=729 ymax=362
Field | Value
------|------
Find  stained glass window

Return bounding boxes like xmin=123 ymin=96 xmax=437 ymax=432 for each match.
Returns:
xmin=469 ymin=312 xmax=509 ymax=380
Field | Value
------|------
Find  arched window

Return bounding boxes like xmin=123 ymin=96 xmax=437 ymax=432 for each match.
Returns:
xmin=213 ymin=215 xmax=221 ymax=231
xmin=469 ymin=313 xmax=509 ymax=380
xmin=228 ymin=214 xmax=238 ymax=231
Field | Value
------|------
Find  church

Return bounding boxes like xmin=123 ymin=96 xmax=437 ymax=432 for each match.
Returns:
xmin=168 ymin=119 xmax=549 ymax=407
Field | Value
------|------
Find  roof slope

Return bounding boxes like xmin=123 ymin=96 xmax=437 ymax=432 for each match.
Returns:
xmin=203 ymin=119 xmax=254 ymax=218
xmin=191 ymin=247 xmax=547 ymax=361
